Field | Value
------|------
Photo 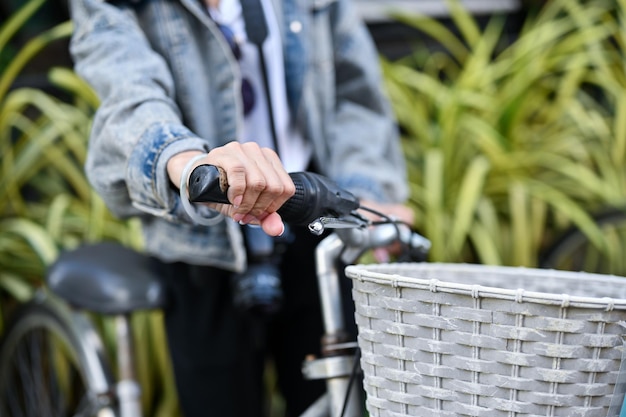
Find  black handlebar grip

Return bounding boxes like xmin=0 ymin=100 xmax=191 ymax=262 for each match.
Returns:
xmin=187 ymin=164 xmax=360 ymax=225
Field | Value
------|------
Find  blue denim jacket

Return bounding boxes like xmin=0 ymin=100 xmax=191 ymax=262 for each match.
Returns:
xmin=69 ymin=0 xmax=409 ymax=270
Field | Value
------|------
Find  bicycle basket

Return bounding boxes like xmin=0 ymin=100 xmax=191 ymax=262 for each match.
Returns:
xmin=346 ymin=263 xmax=626 ymax=417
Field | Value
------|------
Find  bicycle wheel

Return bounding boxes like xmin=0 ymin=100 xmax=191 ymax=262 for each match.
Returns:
xmin=0 ymin=297 xmax=116 ymax=417
xmin=539 ymin=208 xmax=626 ymax=275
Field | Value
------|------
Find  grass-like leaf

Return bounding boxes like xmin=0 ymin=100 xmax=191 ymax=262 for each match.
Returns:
xmin=386 ymin=0 xmax=626 ymax=266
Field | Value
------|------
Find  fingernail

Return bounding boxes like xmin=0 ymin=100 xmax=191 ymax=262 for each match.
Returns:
xmin=233 ymin=195 xmax=243 ymax=208
xmin=239 ymin=214 xmax=259 ymax=225
xmin=278 ymin=223 xmax=285 ymax=237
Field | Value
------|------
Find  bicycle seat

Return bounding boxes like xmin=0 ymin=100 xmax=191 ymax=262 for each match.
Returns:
xmin=46 ymin=242 xmax=167 ymax=315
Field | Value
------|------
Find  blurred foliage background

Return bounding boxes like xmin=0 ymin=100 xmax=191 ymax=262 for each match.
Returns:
xmin=0 ymin=0 xmax=178 ymax=415
xmin=2 ymin=0 xmax=626 ymax=416
xmin=386 ymin=0 xmax=626 ymax=267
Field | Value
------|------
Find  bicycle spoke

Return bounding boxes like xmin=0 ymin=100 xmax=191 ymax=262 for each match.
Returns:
xmin=48 ymin=337 xmax=65 ymax=416
xmin=16 ymin=333 xmax=39 ymax=415
xmin=30 ymin=328 xmax=56 ymax=417
xmin=2 ymin=374 xmax=26 ymax=417
xmin=0 ymin=307 xmax=103 ymax=417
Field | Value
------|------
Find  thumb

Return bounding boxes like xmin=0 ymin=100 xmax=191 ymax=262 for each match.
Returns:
xmin=260 ymin=212 xmax=285 ymax=237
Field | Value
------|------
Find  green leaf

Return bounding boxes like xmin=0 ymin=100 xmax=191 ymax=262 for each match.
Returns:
xmin=612 ymin=89 xmax=626 ymax=167
xmin=445 ymin=0 xmax=482 ymax=49
xmin=509 ymin=181 xmax=532 ymax=266
xmin=1 ymin=218 xmax=59 ymax=266
xmin=46 ymin=194 xmax=72 ymax=241
xmin=0 ymin=272 xmax=34 ymax=302
xmin=526 ymin=179 xmax=606 ymax=252
xmin=0 ymin=20 xmax=73 ymax=103
xmin=391 ymin=13 xmax=469 ymax=63
xmin=423 ymin=149 xmax=445 ymax=261
xmin=468 ymin=220 xmax=502 ymax=265
xmin=449 ymin=156 xmax=490 ymax=257
xmin=0 ymin=0 xmax=45 ymax=54
xmin=48 ymin=67 xmax=100 ymax=109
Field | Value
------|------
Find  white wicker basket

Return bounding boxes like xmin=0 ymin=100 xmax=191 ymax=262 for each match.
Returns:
xmin=346 ymin=263 xmax=626 ymax=417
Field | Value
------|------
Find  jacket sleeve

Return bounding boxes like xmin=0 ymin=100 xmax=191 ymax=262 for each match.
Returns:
xmin=69 ymin=0 xmax=210 ymax=220
xmin=325 ymin=0 xmax=409 ymax=204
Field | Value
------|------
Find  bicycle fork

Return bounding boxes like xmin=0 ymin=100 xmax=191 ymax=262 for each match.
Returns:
xmin=301 ymin=234 xmax=361 ymax=417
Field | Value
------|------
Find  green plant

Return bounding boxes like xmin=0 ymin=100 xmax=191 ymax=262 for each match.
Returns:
xmin=0 ymin=0 xmax=133 ymax=318
xmin=385 ymin=0 xmax=626 ymax=266
xmin=0 ymin=1 xmax=180 ymax=415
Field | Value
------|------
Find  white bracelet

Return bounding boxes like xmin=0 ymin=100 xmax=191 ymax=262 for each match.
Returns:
xmin=179 ymin=154 xmax=224 ymax=226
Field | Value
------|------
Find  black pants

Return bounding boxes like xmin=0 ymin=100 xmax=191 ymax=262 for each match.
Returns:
xmin=158 ymin=226 xmax=357 ymax=417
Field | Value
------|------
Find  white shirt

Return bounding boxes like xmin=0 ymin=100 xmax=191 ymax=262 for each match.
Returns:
xmin=209 ymin=0 xmax=312 ymax=173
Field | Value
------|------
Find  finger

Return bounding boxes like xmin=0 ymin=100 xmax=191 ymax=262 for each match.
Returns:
xmin=241 ymin=153 xmax=292 ymax=218
xmin=229 ymin=143 xmax=268 ymax=216
xmin=199 ymin=202 xmax=235 ymax=219
xmin=259 ymin=148 xmax=295 ymax=214
xmin=204 ymin=142 xmax=292 ymax=224
xmin=260 ymin=212 xmax=285 ymax=237
xmin=205 ymin=142 xmax=263 ymax=214
xmin=231 ymin=144 xmax=291 ymax=219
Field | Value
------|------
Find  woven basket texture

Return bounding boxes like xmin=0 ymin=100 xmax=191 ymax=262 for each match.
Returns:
xmin=345 ymin=263 xmax=626 ymax=417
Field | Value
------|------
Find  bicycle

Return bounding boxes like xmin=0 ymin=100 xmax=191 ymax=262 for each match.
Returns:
xmin=0 ymin=166 xmax=430 ymax=417
xmin=539 ymin=206 xmax=626 ymax=275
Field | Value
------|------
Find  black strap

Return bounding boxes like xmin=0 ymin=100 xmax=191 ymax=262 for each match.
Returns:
xmin=240 ymin=0 xmax=268 ymax=45
xmin=239 ymin=0 xmax=280 ymax=155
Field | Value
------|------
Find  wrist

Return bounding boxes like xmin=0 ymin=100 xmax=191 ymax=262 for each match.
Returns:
xmin=167 ymin=151 xmax=206 ymax=189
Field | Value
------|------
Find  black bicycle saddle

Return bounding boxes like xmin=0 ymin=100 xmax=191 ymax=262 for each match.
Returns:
xmin=46 ymin=242 xmax=167 ymax=315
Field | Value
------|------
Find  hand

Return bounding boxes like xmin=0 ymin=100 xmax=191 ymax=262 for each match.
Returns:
xmin=359 ymin=199 xmax=415 ymax=262
xmin=167 ymin=142 xmax=295 ymax=236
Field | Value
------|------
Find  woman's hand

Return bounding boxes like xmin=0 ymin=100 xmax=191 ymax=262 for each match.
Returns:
xmin=359 ymin=199 xmax=415 ymax=262
xmin=167 ymin=142 xmax=295 ymax=236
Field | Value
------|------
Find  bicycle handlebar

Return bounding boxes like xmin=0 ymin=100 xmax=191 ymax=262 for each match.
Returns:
xmin=188 ymin=164 xmax=361 ymax=225
xmin=188 ymin=164 xmax=431 ymax=261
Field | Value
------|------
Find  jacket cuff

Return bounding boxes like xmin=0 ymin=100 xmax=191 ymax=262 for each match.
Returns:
xmin=127 ymin=122 xmax=210 ymax=221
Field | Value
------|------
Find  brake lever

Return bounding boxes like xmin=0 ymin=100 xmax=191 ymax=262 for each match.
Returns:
xmin=309 ymin=209 xmax=432 ymax=263
xmin=307 ymin=212 xmax=369 ymax=236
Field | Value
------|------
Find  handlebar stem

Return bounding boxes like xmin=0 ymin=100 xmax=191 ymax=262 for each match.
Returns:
xmin=315 ymin=234 xmax=347 ymax=336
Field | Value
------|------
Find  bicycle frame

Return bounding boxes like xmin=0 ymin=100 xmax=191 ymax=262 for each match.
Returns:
xmin=300 ymin=223 xmax=430 ymax=417
xmin=300 ymin=232 xmax=361 ymax=417
xmin=2 ymin=220 xmax=427 ymax=417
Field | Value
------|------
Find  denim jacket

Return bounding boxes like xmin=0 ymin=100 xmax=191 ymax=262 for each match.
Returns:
xmin=69 ymin=0 xmax=409 ymax=270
